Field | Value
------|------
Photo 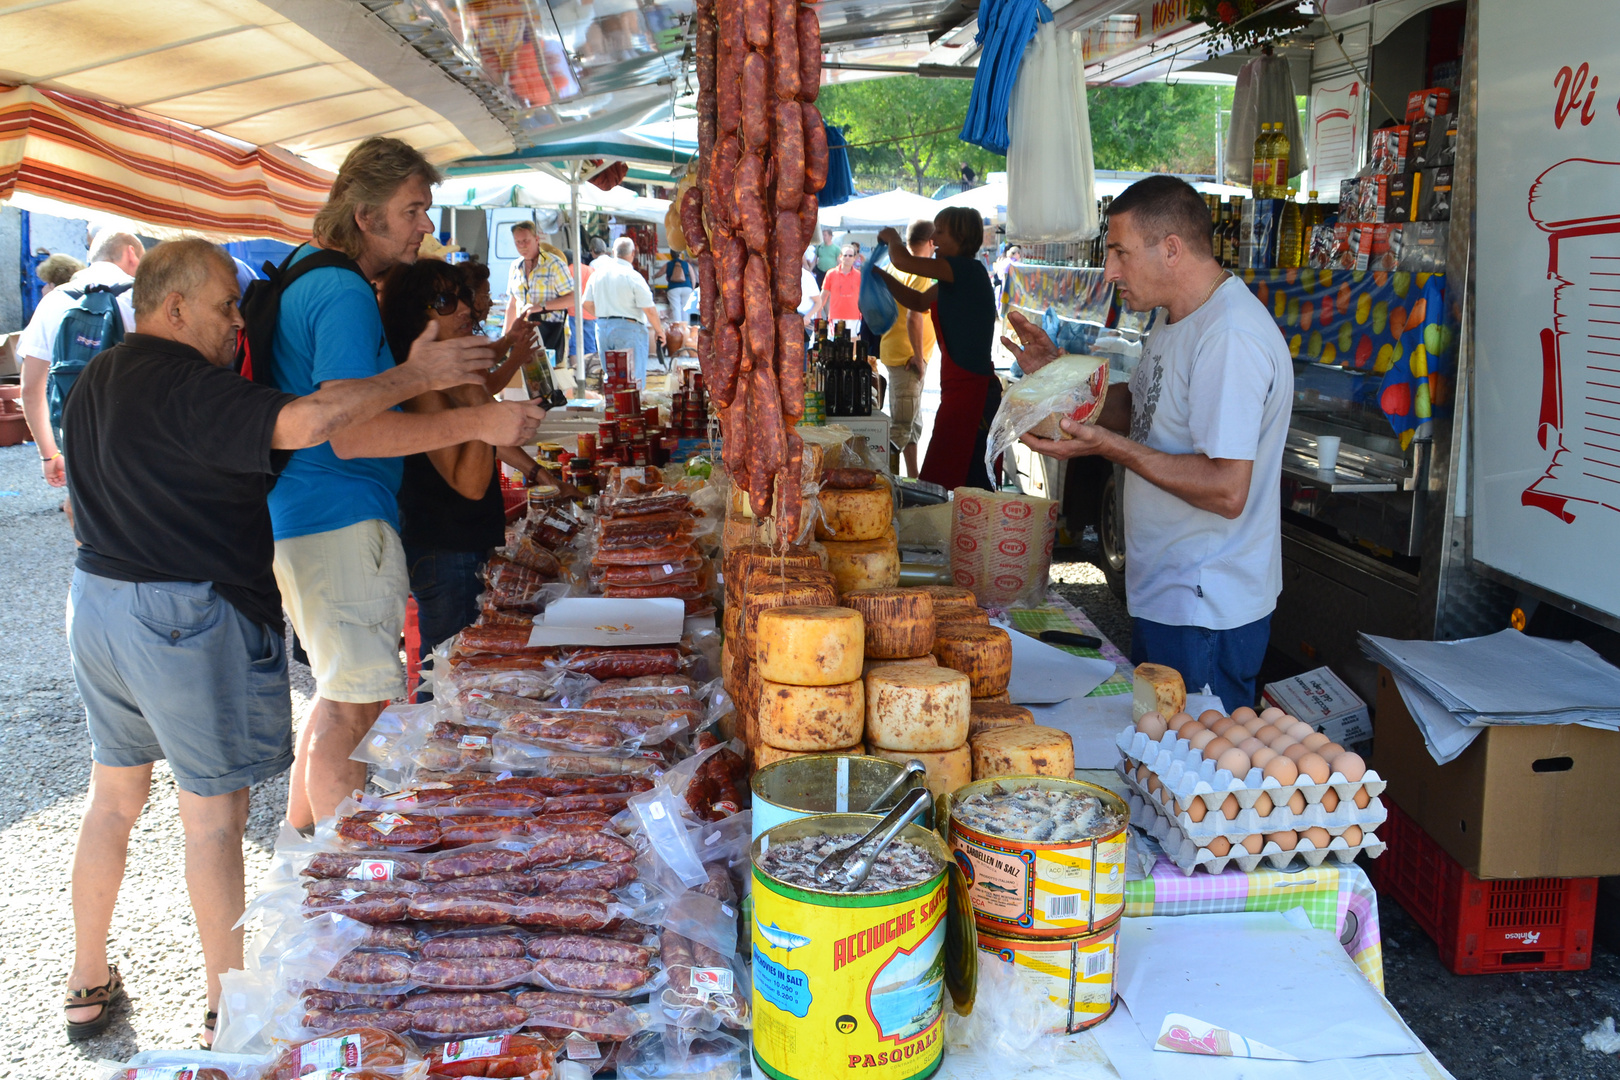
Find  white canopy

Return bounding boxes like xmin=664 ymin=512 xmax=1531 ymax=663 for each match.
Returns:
xmin=430 ymin=172 xmax=668 ymax=224
xmin=820 ymin=187 xmax=944 ymax=230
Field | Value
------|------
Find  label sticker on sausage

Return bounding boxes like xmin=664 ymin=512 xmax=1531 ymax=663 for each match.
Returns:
xmin=442 ymin=1035 xmax=511 ymax=1062
xmin=692 ymin=967 xmax=735 ymax=996
xmin=338 ymin=888 xmax=364 ymax=901
xmin=458 ymin=734 xmax=490 ymax=750
xmin=291 ymin=1033 xmax=364 ymax=1071
xmin=347 ymin=859 xmax=396 ymax=881
xmin=369 ymin=813 xmax=410 ymax=835
xmin=127 ymin=1068 xmax=209 ymax=1079
xmin=564 ymin=1033 xmax=602 ymax=1060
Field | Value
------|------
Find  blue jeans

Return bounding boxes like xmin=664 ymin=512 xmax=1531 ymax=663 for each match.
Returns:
xmin=405 ymin=545 xmax=488 ymax=701
xmin=1130 ymin=613 xmax=1272 ymax=713
xmin=582 ymin=318 xmax=597 ymax=358
xmin=597 ymin=317 xmax=650 ymax=384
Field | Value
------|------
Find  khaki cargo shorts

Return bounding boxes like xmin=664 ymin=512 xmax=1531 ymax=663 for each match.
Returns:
xmin=886 ymin=362 xmax=924 ymax=448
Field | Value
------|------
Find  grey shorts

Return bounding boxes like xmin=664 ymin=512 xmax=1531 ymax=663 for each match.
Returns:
xmin=67 ymin=570 xmax=294 ymax=796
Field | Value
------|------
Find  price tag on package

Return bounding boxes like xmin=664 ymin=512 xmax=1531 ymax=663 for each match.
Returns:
xmin=692 ymin=967 xmax=735 ymax=997
xmin=564 ymin=1033 xmax=602 ymax=1060
xmin=442 ymin=1035 xmax=510 ymax=1062
xmin=368 ymin=813 xmax=409 ymax=836
xmin=346 ymin=859 xmax=396 ymax=881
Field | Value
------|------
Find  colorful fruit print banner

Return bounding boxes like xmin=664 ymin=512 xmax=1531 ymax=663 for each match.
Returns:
xmin=1238 ymin=268 xmax=1454 ymax=449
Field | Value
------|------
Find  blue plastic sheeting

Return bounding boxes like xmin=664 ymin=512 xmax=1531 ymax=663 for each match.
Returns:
xmin=959 ymin=0 xmax=1052 ymax=155
xmin=858 ymin=243 xmax=899 ymax=336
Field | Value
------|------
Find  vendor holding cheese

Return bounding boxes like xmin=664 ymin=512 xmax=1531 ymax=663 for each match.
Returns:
xmin=1005 ymin=176 xmax=1292 ymax=710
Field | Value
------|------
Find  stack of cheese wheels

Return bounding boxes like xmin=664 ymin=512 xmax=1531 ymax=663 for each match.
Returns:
xmin=921 ymin=585 xmax=979 ymax=622
xmin=818 ymin=478 xmax=900 ymax=594
xmin=753 ymin=605 xmax=867 ymax=769
xmin=864 ymin=665 xmax=973 ymax=796
xmin=721 ymin=544 xmax=828 ymax=742
xmin=967 ymin=700 xmax=1034 ymax=739
xmin=842 ymin=586 xmax=935 ymax=658
xmin=932 ymin=623 xmax=1013 ymax=704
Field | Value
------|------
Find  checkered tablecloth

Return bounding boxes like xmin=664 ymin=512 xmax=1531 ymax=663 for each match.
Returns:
xmin=1124 ymin=855 xmax=1385 ymax=991
xmin=1006 ymin=594 xmax=1133 ymax=697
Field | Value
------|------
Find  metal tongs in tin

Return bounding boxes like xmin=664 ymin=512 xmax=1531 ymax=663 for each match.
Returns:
xmin=863 ymin=759 xmax=926 ymax=814
xmin=813 ymin=785 xmax=933 ymax=892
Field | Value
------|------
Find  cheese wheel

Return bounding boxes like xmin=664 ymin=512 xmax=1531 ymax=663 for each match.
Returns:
xmin=754 ymin=742 xmax=865 ymax=770
xmin=920 ymin=585 xmax=977 ymax=617
xmin=970 ymin=725 xmax=1075 ymax=780
xmin=754 ymin=605 xmax=865 ymax=685
xmin=931 ymin=625 xmax=1013 ymax=697
xmin=861 ymin=654 xmax=937 ymax=678
xmin=822 ymin=536 xmax=901 ymax=594
xmin=722 ymin=515 xmax=757 ymax=554
xmin=740 ymin=657 xmax=763 ymax=747
xmin=815 ymin=484 xmax=893 ymax=541
xmin=723 ymin=605 xmax=744 ymax=644
xmin=934 ymin=606 xmax=990 ymax=626
xmin=968 ymin=701 xmax=1034 ymax=739
xmin=721 ymin=639 xmax=737 ymax=686
xmin=758 ymin=679 xmax=865 ymax=750
xmin=743 ymin=578 xmax=839 ymax=641
xmin=973 ymin=690 xmax=1011 ymax=704
xmin=726 ymin=544 xmax=823 ymax=585
xmin=841 ymin=587 xmax=936 ymax=659
xmin=1132 ymin=663 xmax=1186 ymax=722
xmin=865 ymin=666 xmax=971 ymax=752
xmin=867 ymin=745 xmax=973 ymax=797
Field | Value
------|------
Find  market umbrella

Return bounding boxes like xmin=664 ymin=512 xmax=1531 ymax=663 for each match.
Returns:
xmin=821 ymin=187 xmax=944 ymax=230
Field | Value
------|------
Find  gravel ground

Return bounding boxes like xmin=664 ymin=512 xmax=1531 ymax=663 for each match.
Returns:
xmin=1 ymin=440 xmax=1616 ymax=1078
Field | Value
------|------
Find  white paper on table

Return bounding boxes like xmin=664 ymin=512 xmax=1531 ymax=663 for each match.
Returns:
xmin=527 ymin=597 xmax=686 ymax=647
xmin=1028 ymin=694 xmax=1133 ymax=770
xmin=1360 ymin=629 xmax=1620 ymax=722
xmin=1002 ymin=624 xmax=1118 ymax=704
xmin=1116 ymin=912 xmax=1422 ymax=1063
xmin=1092 ymin=1002 xmax=1456 ymax=1080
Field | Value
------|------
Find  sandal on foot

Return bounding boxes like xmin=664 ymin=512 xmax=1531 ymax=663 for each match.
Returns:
xmin=64 ymin=965 xmax=125 ymax=1040
xmin=196 ymin=1008 xmax=218 ymax=1050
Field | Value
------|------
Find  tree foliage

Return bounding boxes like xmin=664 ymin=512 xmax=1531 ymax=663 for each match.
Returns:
xmin=816 ymin=77 xmax=1005 ymax=194
xmin=1086 ymin=82 xmax=1233 ymax=174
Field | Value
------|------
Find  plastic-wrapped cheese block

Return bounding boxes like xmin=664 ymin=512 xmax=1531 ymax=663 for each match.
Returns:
xmin=865 ymin=666 xmax=971 ymax=752
xmin=931 ymin=624 xmax=1013 ymax=697
xmin=970 ymin=725 xmax=1074 ymax=779
xmin=967 ymin=701 xmax=1035 ymax=739
xmin=1132 ymin=662 xmax=1186 ymax=722
xmin=758 ymin=679 xmax=864 ymax=750
xmin=755 ymin=605 xmax=865 ymax=685
xmin=815 ymin=483 xmax=893 ymax=541
xmin=867 ymin=744 xmax=973 ymax=797
xmin=841 ymin=587 xmax=935 ymax=658
xmin=822 ymin=536 xmax=900 ymax=594
xmin=754 ymin=741 xmax=865 ymax=769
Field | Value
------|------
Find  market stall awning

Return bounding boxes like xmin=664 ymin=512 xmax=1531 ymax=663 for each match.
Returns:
xmin=444 ymin=119 xmax=697 ymax=182
xmin=430 ymin=169 xmax=668 ymax=224
xmin=0 ymin=84 xmax=332 ymax=242
xmin=821 ymin=187 xmax=946 ymax=230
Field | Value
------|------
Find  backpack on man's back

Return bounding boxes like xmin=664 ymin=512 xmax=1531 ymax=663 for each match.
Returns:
xmin=49 ymin=283 xmax=131 ymax=435
xmin=236 ymin=244 xmax=368 ymax=386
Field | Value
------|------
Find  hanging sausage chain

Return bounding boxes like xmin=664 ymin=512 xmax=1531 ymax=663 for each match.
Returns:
xmin=689 ymin=0 xmax=826 ymax=548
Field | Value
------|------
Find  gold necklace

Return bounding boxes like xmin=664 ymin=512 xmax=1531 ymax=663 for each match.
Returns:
xmin=1194 ymin=269 xmax=1229 ymax=313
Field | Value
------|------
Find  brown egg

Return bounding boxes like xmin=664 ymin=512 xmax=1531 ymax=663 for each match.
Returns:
xmin=1287 ymin=790 xmax=1307 ymax=814
xmin=1178 ymin=721 xmax=1207 ymax=742
xmin=1250 ymin=747 xmax=1279 ymax=771
xmin=1265 ymin=829 xmax=1299 ymax=850
xmin=1243 ymin=717 xmax=1270 ymax=735
xmin=1210 ymin=717 xmax=1239 ymax=737
xmin=1260 ymin=706 xmax=1286 ymax=723
xmin=1301 ymin=732 xmax=1332 ymax=753
xmin=1297 ymin=752 xmax=1332 ymax=785
xmin=1288 ymin=721 xmax=1315 ymax=741
xmin=1136 ymin=713 xmax=1168 ymax=740
xmin=1269 ymin=735 xmax=1298 ymax=753
xmin=1238 ymin=736 xmax=1266 ymax=757
xmin=1320 ymin=743 xmax=1346 ymax=759
xmin=1353 ymin=786 xmax=1371 ymax=809
xmin=1282 ymin=743 xmax=1312 ymax=763
xmin=1220 ymin=793 xmax=1241 ymax=819
xmin=1160 ymin=786 xmax=1174 ymax=806
xmin=1320 ymin=788 xmax=1340 ymax=813
xmin=1185 ymin=797 xmax=1208 ymax=822
xmin=1253 ymin=724 xmax=1281 ymax=744
xmin=1302 ymin=826 xmax=1331 ymax=849
xmin=1253 ymin=791 xmax=1275 ymax=816
xmin=1202 ymin=736 xmax=1235 ymax=761
xmin=1331 ymin=752 xmax=1367 ymax=782
xmin=1262 ymin=756 xmax=1299 ymax=785
xmin=1188 ymin=729 xmax=1218 ymax=752
xmin=1341 ymin=824 xmax=1364 ymax=846
xmin=1206 ymin=836 xmax=1232 ymax=856
xmin=1240 ymin=833 xmax=1264 ymax=854
xmin=1199 ymin=709 xmax=1226 ymax=728
xmin=1146 ymin=774 xmax=1162 ymax=795
xmin=1167 ymin=712 xmax=1196 ymax=732
xmin=1216 ymin=747 xmax=1252 ymax=778
xmin=1231 ymin=705 xmax=1258 ymax=724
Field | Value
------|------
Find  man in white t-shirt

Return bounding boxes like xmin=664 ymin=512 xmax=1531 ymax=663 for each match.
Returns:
xmin=582 ymin=237 xmax=665 ymax=385
xmin=1006 ymin=176 xmax=1292 ymax=710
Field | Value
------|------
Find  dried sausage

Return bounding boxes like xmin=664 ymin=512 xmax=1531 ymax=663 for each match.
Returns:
xmin=742 ymin=51 xmax=771 ymax=151
xmin=268 ymin=1026 xmax=415 ymax=1079
xmin=449 ymin=789 xmax=544 ymax=811
xmin=407 ymin=890 xmax=521 ymax=925
xmin=735 ymin=152 xmax=769 ymax=254
xmin=427 ymin=871 xmax=537 ymax=895
xmin=420 ymin=846 xmax=532 ymax=882
xmin=327 ymin=952 xmax=414 ymax=986
xmin=695 ymin=6 xmax=718 ymax=93
xmin=456 ymin=625 xmax=551 ymax=657
xmin=360 ymin=926 xmax=421 ymax=951
xmin=503 ymin=776 xmax=652 ymax=797
xmin=305 ymin=878 xmax=420 ymax=899
xmin=716 ymin=24 xmax=742 ymax=138
xmin=529 ymin=863 xmax=638 ymax=894
xmin=797 ymin=192 xmax=820 ymax=258
xmin=404 ymin=990 xmax=515 ymax=1010
xmin=743 ymin=0 xmax=770 ymax=49
xmin=302 ymin=989 xmax=409 ymax=1012
xmin=716 ymin=228 xmax=746 ymax=325
xmin=409 ymin=1004 xmax=529 ymax=1039
xmin=679 ymin=186 xmax=706 ymax=258
xmin=304 ymin=851 xmax=425 ymax=882
xmin=523 ymin=828 xmax=637 ymax=868
xmin=300 ymin=1008 xmax=412 ymax=1036
xmin=711 ymin=137 xmax=739 ymax=230
xmin=336 ymin=813 xmax=440 ymax=850
xmin=748 ymin=361 xmax=788 ymax=518
xmin=303 ymin=893 xmax=412 ymax=924
xmin=775 ymin=100 xmax=805 ymax=212
xmin=411 ymin=956 xmax=534 ymax=989
xmin=513 ymin=890 xmax=615 ymax=930
xmin=516 ymin=991 xmax=644 ymax=1041
xmin=771 ymin=0 xmax=800 ymax=101
xmin=774 ymin=212 xmax=803 ymax=309
xmin=421 ymin=934 xmax=528 ymax=960
xmin=698 ymin=251 xmax=717 ymax=334
xmin=798 ymin=5 xmax=822 ymax=102
xmin=526 ymin=934 xmax=658 ymax=966
xmin=557 ymin=645 xmax=682 ymax=680
xmin=779 ymin=318 xmax=806 ymax=421
xmin=744 ymin=254 xmax=775 ymax=366
xmin=532 ymin=957 xmax=655 ymax=995
xmin=429 ymin=1032 xmax=553 ymax=1078
xmin=804 ymin=102 xmax=829 ymax=192
xmin=720 ymin=399 xmax=751 ymax=494
xmin=438 ymin=816 xmax=530 ymax=848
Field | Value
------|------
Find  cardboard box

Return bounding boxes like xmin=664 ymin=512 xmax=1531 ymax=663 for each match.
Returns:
xmin=1437 ymin=117 xmax=1458 ymax=166
xmin=1394 ymin=221 xmax=1449 ymax=273
xmin=1369 ymin=126 xmax=1408 ymax=176
xmin=1357 ymin=175 xmax=1390 ymax=223
xmin=1417 ymin=166 xmax=1453 ymax=221
xmin=1405 ymin=87 xmax=1453 ymax=123
xmin=1387 ymin=173 xmax=1417 ymax=223
xmin=1407 ymin=118 xmax=1434 ymax=169
xmin=1372 ymin=666 xmax=1620 ymax=879
xmin=1263 ymin=666 xmax=1372 ymax=746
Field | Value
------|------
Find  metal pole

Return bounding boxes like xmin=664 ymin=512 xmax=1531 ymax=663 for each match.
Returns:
xmin=571 ymin=164 xmax=585 ymax=383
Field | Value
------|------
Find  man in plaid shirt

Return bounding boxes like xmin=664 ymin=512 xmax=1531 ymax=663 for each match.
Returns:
xmin=503 ymin=221 xmax=574 ymax=362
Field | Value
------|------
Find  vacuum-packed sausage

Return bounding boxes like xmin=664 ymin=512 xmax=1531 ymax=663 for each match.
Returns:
xmin=407 ymin=889 xmax=522 ymax=925
xmin=404 ymin=990 xmax=514 ymax=1010
xmin=736 ymin=152 xmax=769 ymax=254
xmin=503 ymin=776 xmax=653 ymax=797
xmin=304 ymin=851 xmax=425 ymax=882
xmin=743 ymin=0 xmax=770 ymax=48
xmin=523 ymin=828 xmax=637 ymax=868
xmin=744 ymin=255 xmax=775 ymax=365
xmin=268 ymin=1026 xmax=415 ymax=1079
xmin=526 ymin=934 xmax=657 ymax=966
xmin=516 ymin=991 xmax=644 ymax=1041
xmin=804 ymin=102 xmax=829 ymax=192
xmin=302 ymin=989 xmax=409 ymax=1012
xmin=360 ymin=926 xmax=421 ymax=951
xmin=778 ymin=314 xmax=806 ymax=420
xmin=336 ymin=813 xmax=440 ymax=850
xmin=305 ymin=878 xmax=419 ymax=899
xmin=427 ymin=871 xmax=538 ymax=895
xmin=328 ymin=951 xmax=414 ymax=986
xmin=771 ymin=0 xmax=800 ymax=100
xmin=450 ymin=789 xmax=544 ymax=811
xmin=299 ymin=1008 xmax=412 ymax=1036
xmin=428 ymin=1032 xmax=553 ymax=1078
xmin=421 ymin=934 xmax=528 ymax=960
xmin=411 ymin=956 xmax=534 ymax=989
xmin=513 ymin=890 xmax=615 ymax=930
xmin=409 ymin=1004 xmax=530 ymax=1039
xmin=798 ymin=5 xmax=821 ymax=101
xmin=437 ymin=816 xmax=531 ymax=849
xmin=304 ymin=893 xmax=412 ymax=924
xmin=419 ymin=846 xmax=532 ymax=882
xmin=775 ymin=100 xmax=805 ymax=212
xmin=532 ymin=957 xmax=655 ymax=995
xmin=557 ymin=646 xmax=683 ymax=680
xmin=528 ymin=862 xmax=638 ymax=894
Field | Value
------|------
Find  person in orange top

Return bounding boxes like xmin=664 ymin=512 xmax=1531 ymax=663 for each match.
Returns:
xmin=811 ymin=244 xmax=863 ymax=329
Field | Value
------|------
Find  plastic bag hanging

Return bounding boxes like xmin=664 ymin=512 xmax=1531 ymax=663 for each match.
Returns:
xmin=858 ymin=242 xmax=899 ymax=337
xmin=1005 ymin=22 xmax=1098 ymax=243
xmin=819 ymin=123 xmax=857 ymax=207
xmin=1224 ymin=52 xmax=1306 ymax=187
xmin=960 ymin=0 xmax=1054 ymax=155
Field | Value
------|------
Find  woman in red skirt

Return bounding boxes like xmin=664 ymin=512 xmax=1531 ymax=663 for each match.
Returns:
xmin=876 ymin=206 xmax=1001 ymax=490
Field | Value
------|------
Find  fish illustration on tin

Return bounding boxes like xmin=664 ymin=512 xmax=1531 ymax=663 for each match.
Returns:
xmin=756 ymin=918 xmax=812 ymax=955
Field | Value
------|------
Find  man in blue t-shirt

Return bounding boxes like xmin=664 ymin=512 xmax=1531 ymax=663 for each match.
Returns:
xmin=269 ymin=137 xmax=548 ymax=831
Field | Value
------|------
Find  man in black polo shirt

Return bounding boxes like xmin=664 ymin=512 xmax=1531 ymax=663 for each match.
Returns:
xmin=57 ymin=238 xmax=519 ymax=1041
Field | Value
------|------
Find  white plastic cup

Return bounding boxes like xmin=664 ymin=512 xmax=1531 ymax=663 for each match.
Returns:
xmin=1317 ymin=435 xmax=1342 ymax=472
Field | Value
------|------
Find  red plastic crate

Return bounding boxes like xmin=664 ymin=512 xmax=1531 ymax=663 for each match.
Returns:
xmin=404 ymin=596 xmax=421 ymax=698
xmin=1370 ymin=799 xmax=1598 ymax=974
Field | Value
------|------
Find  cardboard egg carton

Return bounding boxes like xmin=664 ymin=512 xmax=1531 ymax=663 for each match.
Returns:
xmin=1115 ymin=727 xmax=1387 ymax=816
xmin=1114 ymin=758 xmax=1386 ymax=844
xmin=1123 ymin=787 xmax=1387 ymax=876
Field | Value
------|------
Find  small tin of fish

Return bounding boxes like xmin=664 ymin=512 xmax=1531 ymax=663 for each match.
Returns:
xmin=977 ymin=923 xmax=1119 ymax=1034
xmin=948 ymin=777 xmax=1129 ymax=937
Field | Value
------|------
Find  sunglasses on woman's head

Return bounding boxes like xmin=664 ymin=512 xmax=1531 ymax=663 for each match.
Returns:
xmin=428 ymin=285 xmax=474 ymax=316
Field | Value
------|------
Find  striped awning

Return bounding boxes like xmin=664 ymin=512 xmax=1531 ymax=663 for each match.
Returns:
xmin=0 ymin=84 xmax=332 ymax=243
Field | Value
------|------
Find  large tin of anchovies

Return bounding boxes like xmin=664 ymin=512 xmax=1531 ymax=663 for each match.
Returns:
xmin=947 ymin=777 xmax=1129 ymax=937
xmin=750 ymin=753 xmax=924 ymax=840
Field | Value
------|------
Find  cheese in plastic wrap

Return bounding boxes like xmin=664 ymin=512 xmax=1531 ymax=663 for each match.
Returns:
xmin=984 ymin=352 xmax=1109 ymax=479
xmin=949 ymin=487 xmax=1059 ymax=608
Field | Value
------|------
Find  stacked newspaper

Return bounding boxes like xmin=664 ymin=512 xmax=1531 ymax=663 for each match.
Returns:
xmin=1359 ymin=629 xmax=1620 ymax=764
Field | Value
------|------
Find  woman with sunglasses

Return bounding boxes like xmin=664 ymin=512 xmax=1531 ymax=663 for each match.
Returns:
xmin=379 ymin=260 xmax=545 ymax=692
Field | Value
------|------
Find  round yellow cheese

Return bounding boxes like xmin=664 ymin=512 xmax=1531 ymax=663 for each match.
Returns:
xmin=822 ymin=536 xmax=900 ymax=594
xmin=932 ymin=624 xmax=1013 ymax=697
xmin=867 ymin=744 xmax=973 ymax=797
xmin=1132 ymin=662 xmax=1187 ymax=722
xmin=758 ymin=678 xmax=865 ymax=751
xmin=742 ymin=577 xmax=838 ymax=641
xmin=815 ymin=484 xmax=893 ymax=542
xmin=841 ymin=587 xmax=936 ymax=658
xmin=865 ymin=666 xmax=971 ymax=752
xmin=968 ymin=701 xmax=1035 ymax=739
xmin=970 ymin=725 xmax=1074 ymax=780
xmin=754 ymin=605 xmax=865 ymax=685
xmin=861 ymin=654 xmax=938 ymax=678
xmin=753 ymin=741 xmax=864 ymax=770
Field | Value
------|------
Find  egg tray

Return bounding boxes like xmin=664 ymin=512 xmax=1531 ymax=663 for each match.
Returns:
xmin=1114 ymin=759 xmax=1387 ymax=846
xmin=1115 ymin=727 xmax=1387 ymax=815
xmin=1125 ymin=788 xmax=1387 ymax=876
